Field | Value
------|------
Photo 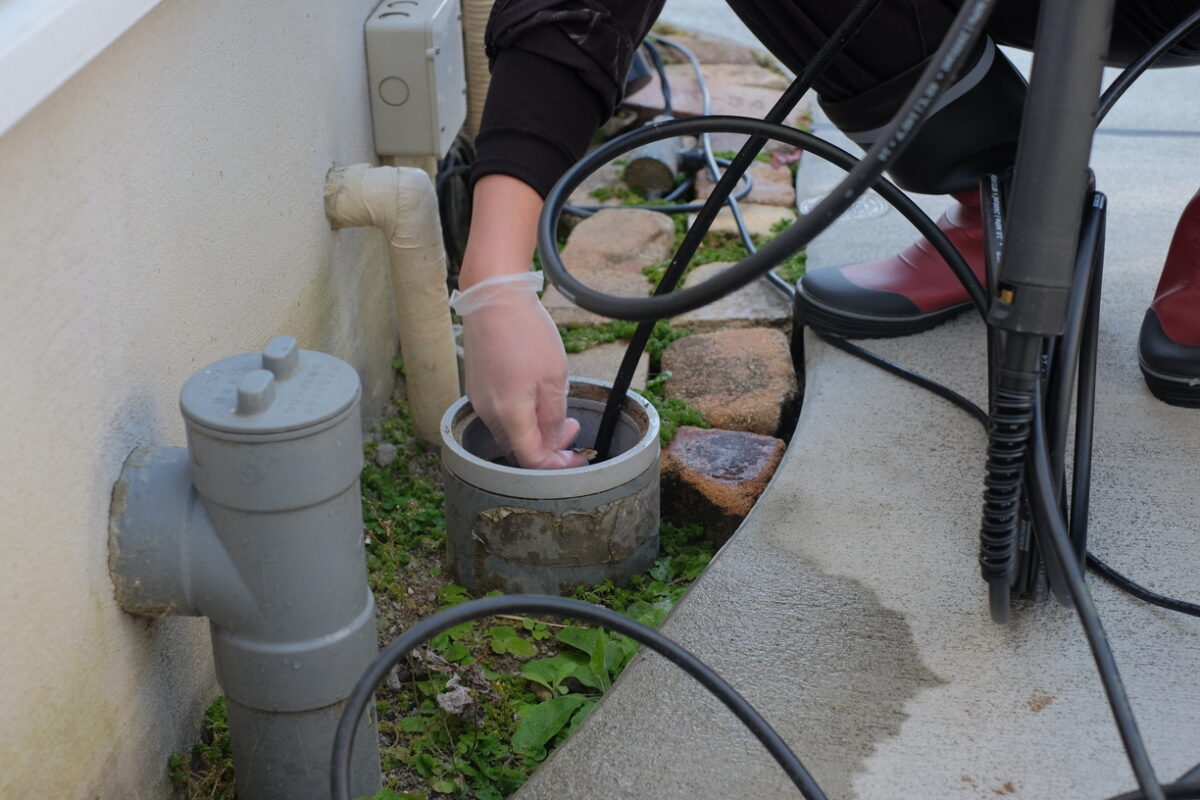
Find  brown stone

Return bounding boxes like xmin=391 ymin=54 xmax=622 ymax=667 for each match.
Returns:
xmin=674 ymin=262 xmax=791 ymax=333
xmin=661 ymin=426 xmax=786 ymax=543
xmin=543 ymin=208 xmax=674 ymax=326
xmin=566 ymin=342 xmax=649 ymax=390
xmin=560 ymin=208 xmax=676 ymax=274
xmin=696 ymin=204 xmax=797 ymax=238
xmin=660 ymin=328 xmax=798 ymax=436
xmin=695 ymin=160 xmax=796 ymax=208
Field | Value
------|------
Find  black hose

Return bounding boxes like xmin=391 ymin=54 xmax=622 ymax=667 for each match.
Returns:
xmin=1087 ymin=554 xmax=1200 ymax=618
xmin=1096 ymin=8 xmax=1200 ymax=124
xmin=330 ymin=595 xmax=829 ymax=800
xmin=538 ymin=0 xmax=997 ymax=322
xmin=1028 ymin=386 xmax=1165 ymax=800
xmin=1107 ymin=784 xmax=1200 ymax=800
xmin=591 ymin=0 xmax=890 ymax=459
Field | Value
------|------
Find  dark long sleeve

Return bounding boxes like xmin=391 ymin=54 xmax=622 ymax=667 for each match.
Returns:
xmin=472 ymin=0 xmax=665 ymax=198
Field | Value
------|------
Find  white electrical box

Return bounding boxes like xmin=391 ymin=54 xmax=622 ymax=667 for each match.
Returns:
xmin=365 ymin=0 xmax=467 ymax=158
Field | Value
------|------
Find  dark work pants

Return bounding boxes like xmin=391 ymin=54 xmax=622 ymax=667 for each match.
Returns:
xmin=720 ymin=0 xmax=1200 ymax=192
xmin=727 ymin=0 xmax=1200 ymax=105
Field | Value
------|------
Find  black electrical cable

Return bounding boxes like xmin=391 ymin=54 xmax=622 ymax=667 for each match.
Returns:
xmin=330 ymin=595 xmax=829 ymax=800
xmin=816 ymin=332 xmax=989 ymax=427
xmin=1108 ymin=784 xmax=1200 ymax=800
xmin=538 ymin=0 xmax=997 ymax=322
xmin=1096 ymin=8 xmax=1200 ymax=124
xmin=1087 ymin=554 xmax=1200 ymax=618
xmin=436 ymin=134 xmax=476 ymax=284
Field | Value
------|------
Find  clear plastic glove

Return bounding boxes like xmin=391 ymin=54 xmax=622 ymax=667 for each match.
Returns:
xmin=450 ymin=272 xmax=588 ymax=470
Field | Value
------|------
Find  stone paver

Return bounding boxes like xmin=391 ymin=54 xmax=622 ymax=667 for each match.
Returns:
xmin=543 ymin=208 xmax=674 ymax=326
xmin=661 ymin=425 xmax=785 ymax=543
xmin=694 ymin=203 xmax=795 ymax=238
xmin=674 ymin=261 xmax=791 ymax=333
xmin=566 ymin=161 xmax=626 ymax=211
xmin=660 ymin=327 xmax=797 ymax=436
xmin=695 ymin=160 xmax=796 ymax=207
xmin=565 ymin=342 xmax=649 ymax=390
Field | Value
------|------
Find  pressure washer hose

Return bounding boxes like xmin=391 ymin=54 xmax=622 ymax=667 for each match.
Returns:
xmin=337 ymin=2 xmax=1200 ymax=798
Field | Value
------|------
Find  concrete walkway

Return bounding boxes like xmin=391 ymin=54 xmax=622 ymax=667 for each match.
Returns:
xmin=516 ymin=7 xmax=1200 ymax=800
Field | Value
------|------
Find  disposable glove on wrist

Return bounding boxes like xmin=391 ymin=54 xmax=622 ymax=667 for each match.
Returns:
xmin=450 ymin=272 xmax=587 ymax=470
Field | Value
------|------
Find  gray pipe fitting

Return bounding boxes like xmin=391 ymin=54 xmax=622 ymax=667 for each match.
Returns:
xmin=109 ymin=336 xmax=382 ymax=800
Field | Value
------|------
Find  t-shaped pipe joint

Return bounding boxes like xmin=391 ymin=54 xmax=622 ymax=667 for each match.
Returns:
xmin=108 ymin=336 xmax=382 ymax=800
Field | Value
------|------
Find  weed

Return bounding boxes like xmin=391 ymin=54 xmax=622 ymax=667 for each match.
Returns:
xmin=557 ymin=319 xmax=689 ymax=366
xmin=170 ymin=361 xmax=718 ymax=800
xmin=635 ymin=372 xmax=711 ymax=445
xmin=168 ymin=697 xmax=234 ymax=799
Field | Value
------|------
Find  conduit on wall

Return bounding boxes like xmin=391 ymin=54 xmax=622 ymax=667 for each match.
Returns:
xmin=324 ymin=164 xmax=461 ymax=442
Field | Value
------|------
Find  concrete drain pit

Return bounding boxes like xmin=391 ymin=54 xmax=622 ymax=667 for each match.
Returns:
xmin=441 ymin=377 xmax=661 ymax=595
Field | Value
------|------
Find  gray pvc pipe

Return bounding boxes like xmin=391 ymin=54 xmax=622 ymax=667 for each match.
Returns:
xmin=108 ymin=337 xmax=382 ymax=800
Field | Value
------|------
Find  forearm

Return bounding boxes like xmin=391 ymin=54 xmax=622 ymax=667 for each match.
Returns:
xmin=458 ymin=175 xmax=543 ymax=290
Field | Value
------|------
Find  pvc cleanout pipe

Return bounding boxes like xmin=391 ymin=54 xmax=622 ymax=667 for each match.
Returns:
xmin=324 ymin=164 xmax=461 ymax=442
xmin=461 ymin=0 xmax=494 ymax=139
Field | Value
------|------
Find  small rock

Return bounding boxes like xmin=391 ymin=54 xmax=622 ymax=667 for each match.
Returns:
xmin=374 ymin=443 xmax=399 ymax=467
xmin=694 ymin=204 xmax=797 ymax=238
xmin=675 ymin=262 xmax=791 ymax=333
xmin=566 ymin=342 xmax=650 ymax=390
xmin=661 ymin=426 xmax=787 ymax=543
xmin=696 ymin=160 xmax=796 ymax=208
xmin=386 ymin=665 xmax=403 ymax=691
xmin=661 ymin=328 xmax=798 ymax=436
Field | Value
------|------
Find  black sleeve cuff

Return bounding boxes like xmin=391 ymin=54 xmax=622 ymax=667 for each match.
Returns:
xmin=471 ymin=47 xmax=609 ymax=199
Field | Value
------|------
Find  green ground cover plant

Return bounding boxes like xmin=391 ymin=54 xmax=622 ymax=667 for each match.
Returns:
xmin=171 ymin=388 xmax=714 ymax=800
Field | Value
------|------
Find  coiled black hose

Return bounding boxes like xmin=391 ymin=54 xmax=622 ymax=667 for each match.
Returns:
xmin=330 ymin=595 xmax=829 ymax=800
xmin=588 ymin=0 xmax=892 ymax=458
xmin=979 ymin=383 xmax=1035 ymax=620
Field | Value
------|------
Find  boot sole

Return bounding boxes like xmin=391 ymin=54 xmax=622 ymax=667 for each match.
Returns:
xmin=794 ymin=284 xmax=973 ymax=339
xmin=1138 ymin=360 xmax=1200 ymax=408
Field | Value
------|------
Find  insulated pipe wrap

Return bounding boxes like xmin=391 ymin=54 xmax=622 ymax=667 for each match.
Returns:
xmin=461 ymin=0 xmax=495 ymax=138
xmin=325 ymin=164 xmax=461 ymax=442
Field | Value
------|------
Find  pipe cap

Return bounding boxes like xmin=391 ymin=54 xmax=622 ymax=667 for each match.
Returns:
xmin=180 ymin=337 xmax=360 ymax=435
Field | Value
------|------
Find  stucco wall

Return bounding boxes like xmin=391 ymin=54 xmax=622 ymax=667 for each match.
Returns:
xmin=0 ymin=0 xmax=401 ymax=796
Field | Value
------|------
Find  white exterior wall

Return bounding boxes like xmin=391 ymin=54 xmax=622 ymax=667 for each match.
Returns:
xmin=0 ymin=0 xmax=402 ymax=796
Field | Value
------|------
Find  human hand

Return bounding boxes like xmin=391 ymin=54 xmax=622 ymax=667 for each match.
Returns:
xmin=450 ymin=272 xmax=588 ymax=470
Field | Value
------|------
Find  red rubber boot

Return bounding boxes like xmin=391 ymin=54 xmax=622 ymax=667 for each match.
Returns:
xmin=1138 ymin=190 xmax=1200 ymax=407
xmin=795 ymin=190 xmax=986 ymax=338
